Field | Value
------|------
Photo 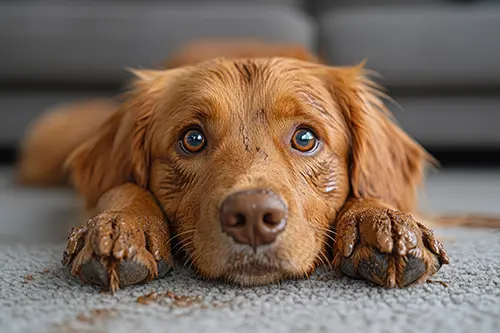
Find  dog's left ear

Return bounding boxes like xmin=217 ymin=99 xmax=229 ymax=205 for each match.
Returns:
xmin=320 ymin=63 xmax=433 ymax=212
xmin=65 ymin=68 xmax=187 ymax=206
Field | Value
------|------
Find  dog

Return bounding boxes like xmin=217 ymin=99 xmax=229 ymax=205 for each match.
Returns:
xmin=17 ymin=40 xmax=467 ymax=291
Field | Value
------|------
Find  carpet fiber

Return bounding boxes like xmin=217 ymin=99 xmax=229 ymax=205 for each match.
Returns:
xmin=1 ymin=168 xmax=500 ymax=333
xmin=1 ymin=228 xmax=499 ymax=333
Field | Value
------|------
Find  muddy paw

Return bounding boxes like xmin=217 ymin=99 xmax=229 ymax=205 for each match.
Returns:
xmin=62 ymin=211 xmax=173 ymax=291
xmin=333 ymin=207 xmax=449 ymax=288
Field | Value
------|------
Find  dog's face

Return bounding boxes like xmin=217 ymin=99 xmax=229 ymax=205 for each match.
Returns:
xmin=69 ymin=58 xmax=427 ymax=286
xmin=146 ymin=59 xmax=351 ymax=284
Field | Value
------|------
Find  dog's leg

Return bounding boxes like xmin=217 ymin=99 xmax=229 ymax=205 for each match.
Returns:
xmin=62 ymin=183 xmax=172 ymax=291
xmin=332 ymin=199 xmax=449 ymax=288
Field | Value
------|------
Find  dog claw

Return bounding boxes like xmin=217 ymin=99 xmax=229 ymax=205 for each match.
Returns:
xmin=62 ymin=226 xmax=87 ymax=266
xmin=343 ymin=243 xmax=355 ymax=257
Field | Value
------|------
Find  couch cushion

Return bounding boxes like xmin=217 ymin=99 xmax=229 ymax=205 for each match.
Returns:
xmin=82 ymin=0 xmax=303 ymax=3
xmin=0 ymin=90 xmax=116 ymax=145
xmin=319 ymin=4 xmax=500 ymax=87
xmin=391 ymin=95 xmax=500 ymax=147
xmin=308 ymin=0 xmax=442 ymax=14
xmin=0 ymin=2 xmax=315 ymax=84
xmin=327 ymin=0 xmax=439 ymax=4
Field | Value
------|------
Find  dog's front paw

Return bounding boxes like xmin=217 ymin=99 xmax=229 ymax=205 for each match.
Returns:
xmin=333 ymin=207 xmax=449 ymax=288
xmin=62 ymin=211 xmax=172 ymax=291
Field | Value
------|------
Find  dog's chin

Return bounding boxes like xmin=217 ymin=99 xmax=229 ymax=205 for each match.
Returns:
xmin=193 ymin=240 xmax=315 ymax=286
xmin=225 ymin=265 xmax=286 ymax=286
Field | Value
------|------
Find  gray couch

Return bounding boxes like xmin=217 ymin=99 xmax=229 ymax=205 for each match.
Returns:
xmin=319 ymin=0 xmax=500 ymax=148
xmin=1 ymin=0 xmax=499 ymax=149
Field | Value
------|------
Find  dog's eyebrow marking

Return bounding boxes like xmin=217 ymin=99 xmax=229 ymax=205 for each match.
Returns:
xmin=180 ymin=95 xmax=223 ymax=120
xmin=274 ymin=94 xmax=330 ymax=122
xmin=299 ymin=91 xmax=328 ymax=116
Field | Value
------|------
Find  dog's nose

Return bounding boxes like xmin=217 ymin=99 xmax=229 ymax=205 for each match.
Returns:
xmin=219 ymin=190 xmax=287 ymax=249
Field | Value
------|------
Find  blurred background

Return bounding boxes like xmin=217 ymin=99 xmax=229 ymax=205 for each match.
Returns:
xmin=0 ymin=0 xmax=499 ymax=242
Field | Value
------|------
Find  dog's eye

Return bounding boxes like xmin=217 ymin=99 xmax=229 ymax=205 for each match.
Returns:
xmin=291 ymin=128 xmax=318 ymax=153
xmin=180 ymin=129 xmax=206 ymax=154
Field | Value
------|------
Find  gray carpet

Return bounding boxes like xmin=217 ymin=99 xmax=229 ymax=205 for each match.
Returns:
xmin=1 ymin=168 xmax=500 ymax=333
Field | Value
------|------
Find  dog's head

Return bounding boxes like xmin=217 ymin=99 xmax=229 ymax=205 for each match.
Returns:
xmin=67 ymin=57 xmax=429 ymax=285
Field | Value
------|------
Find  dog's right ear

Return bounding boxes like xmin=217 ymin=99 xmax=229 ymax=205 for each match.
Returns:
xmin=66 ymin=68 xmax=187 ymax=207
xmin=313 ymin=63 xmax=433 ymax=212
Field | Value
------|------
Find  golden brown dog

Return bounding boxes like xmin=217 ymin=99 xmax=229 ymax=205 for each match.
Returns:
xmin=18 ymin=40 xmax=452 ymax=291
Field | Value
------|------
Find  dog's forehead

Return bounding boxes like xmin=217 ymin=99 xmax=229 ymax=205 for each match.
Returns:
xmin=198 ymin=57 xmax=318 ymax=89
xmin=176 ymin=58 xmax=332 ymax=120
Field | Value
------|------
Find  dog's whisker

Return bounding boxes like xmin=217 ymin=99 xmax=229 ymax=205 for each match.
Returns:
xmin=313 ymin=228 xmax=336 ymax=248
xmin=174 ymin=239 xmax=195 ymax=254
xmin=170 ymin=236 xmax=196 ymax=253
xmin=171 ymin=238 xmax=192 ymax=252
xmin=320 ymin=237 xmax=334 ymax=251
xmin=314 ymin=246 xmax=329 ymax=269
xmin=182 ymin=252 xmax=195 ymax=270
xmin=318 ymin=249 xmax=332 ymax=269
xmin=181 ymin=247 xmax=202 ymax=269
xmin=185 ymin=249 xmax=205 ymax=271
xmin=167 ymin=229 xmax=196 ymax=244
xmin=321 ymin=233 xmax=336 ymax=244
xmin=315 ymin=254 xmax=326 ymax=269
xmin=314 ymin=225 xmax=337 ymax=236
